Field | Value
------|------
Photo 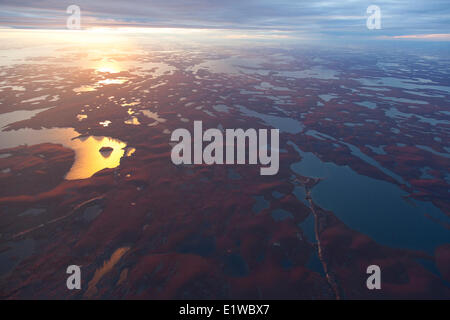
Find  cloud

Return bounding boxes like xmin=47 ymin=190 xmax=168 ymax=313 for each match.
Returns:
xmin=0 ymin=0 xmax=449 ymax=39
xmin=384 ymin=33 xmax=450 ymax=40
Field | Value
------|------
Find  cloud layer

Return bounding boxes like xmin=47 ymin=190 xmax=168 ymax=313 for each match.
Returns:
xmin=0 ymin=0 xmax=449 ymax=39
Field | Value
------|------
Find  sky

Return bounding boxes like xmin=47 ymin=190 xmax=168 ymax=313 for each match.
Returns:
xmin=0 ymin=0 xmax=449 ymax=40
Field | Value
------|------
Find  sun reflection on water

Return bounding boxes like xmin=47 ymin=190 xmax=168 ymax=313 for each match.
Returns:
xmin=97 ymin=78 xmax=128 ymax=85
xmin=0 ymin=125 xmax=130 ymax=180
xmin=84 ymin=246 xmax=130 ymax=298
xmin=95 ymin=58 xmax=122 ymax=74
xmin=65 ymin=135 xmax=127 ymax=180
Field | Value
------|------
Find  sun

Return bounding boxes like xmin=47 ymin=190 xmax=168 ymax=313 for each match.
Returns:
xmin=95 ymin=58 xmax=121 ymax=74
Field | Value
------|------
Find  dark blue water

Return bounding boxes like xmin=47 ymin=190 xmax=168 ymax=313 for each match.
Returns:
xmin=289 ymin=141 xmax=450 ymax=254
